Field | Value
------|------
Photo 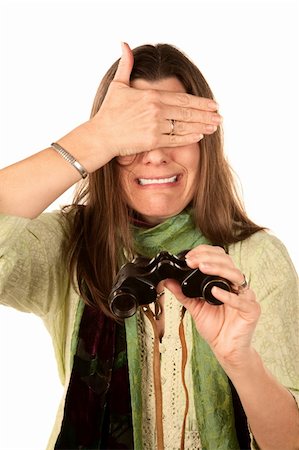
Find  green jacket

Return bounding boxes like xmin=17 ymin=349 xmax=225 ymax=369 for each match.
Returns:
xmin=0 ymin=212 xmax=298 ymax=449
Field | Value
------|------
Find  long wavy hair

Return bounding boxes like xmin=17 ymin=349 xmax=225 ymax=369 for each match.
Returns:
xmin=64 ymin=43 xmax=264 ymax=317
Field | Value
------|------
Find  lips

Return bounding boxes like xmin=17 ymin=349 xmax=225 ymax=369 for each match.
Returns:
xmin=137 ymin=175 xmax=179 ymax=186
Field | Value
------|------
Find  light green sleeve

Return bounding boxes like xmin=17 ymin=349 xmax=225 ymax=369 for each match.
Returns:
xmin=0 ymin=211 xmax=71 ymax=317
xmin=231 ymin=231 xmax=299 ymax=399
xmin=0 ymin=211 xmax=82 ymax=384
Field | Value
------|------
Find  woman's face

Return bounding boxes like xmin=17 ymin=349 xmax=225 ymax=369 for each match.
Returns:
xmin=118 ymin=77 xmax=200 ymax=225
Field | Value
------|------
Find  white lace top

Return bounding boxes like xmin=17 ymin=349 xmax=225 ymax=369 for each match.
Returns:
xmin=137 ymin=290 xmax=202 ymax=449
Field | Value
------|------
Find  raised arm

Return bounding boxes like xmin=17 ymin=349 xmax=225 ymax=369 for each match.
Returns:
xmin=0 ymin=43 xmax=220 ymax=219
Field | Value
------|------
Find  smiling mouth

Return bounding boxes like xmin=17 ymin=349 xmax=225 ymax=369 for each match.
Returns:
xmin=137 ymin=175 xmax=179 ymax=186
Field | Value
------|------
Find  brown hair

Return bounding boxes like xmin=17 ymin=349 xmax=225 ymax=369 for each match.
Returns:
xmin=64 ymin=43 xmax=264 ymax=317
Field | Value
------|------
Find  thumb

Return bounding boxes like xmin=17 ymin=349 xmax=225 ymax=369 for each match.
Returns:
xmin=164 ymin=278 xmax=201 ymax=312
xmin=164 ymin=279 xmax=186 ymax=303
xmin=113 ymin=42 xmax=134 ymax=85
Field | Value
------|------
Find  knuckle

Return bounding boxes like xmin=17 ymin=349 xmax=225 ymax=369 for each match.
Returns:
xmin=214 ymin=245 xmax=226 ymax=253
xmin=176 ymin=135 xmax=187 ymax=145
xmin=175 ymin=121 xmax=184 ymax=133
xmin=195 ymin=251 xmax=209 ymax=262
xmin=226 ymin=254 xmax=233 ymax=265
xmin=176 ymin=93 xmax=190 ymax=106
xmin=169 ymin=134 xmax=178 ymax=144
xmin=199 ymin=245 xmax=211 ymax=251
xmin=180 ymin=107 xmax=192 ymax=121
xmin=255 ymin=301 xmax=261 ymax=314
xmin=235 ymin=269 xmax=243 ymax=281
xmin=181 ymin=134 xmax=197 ymax=145
xmin=147 ymin=102 xmax=160 ymax=119
xmin=144 ymin=89 xmax=160 ymax=102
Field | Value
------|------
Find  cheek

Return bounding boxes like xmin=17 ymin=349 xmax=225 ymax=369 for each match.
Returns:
xmin=118 ymin=167 xmax=133 ymax=198
xmin=173 ymin=144 xmax=200 ymax=173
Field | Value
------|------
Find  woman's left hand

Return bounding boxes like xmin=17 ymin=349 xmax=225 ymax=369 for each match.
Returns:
xmin=164 ymin=245 xmax=261 ymax=367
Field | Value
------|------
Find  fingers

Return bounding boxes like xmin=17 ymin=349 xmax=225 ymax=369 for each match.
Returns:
xmin=158 ymin=93 xmax=222 ymax=138
xmin=113 ymin=42 xmax=134 ymax=85
xmin=183 ymin=245 xmax=260 ymax=314
xmin=153 ymin=110 xmax=221 ymax=148
xmin=186 ymin=245 xmax=226 ymax=261
xmin=211 ymin=286 xmax=260 ymax=318
xmin=100 ymin=45 xmax=222 ymax=156
xmin=162 ymin=105 xmax=222 ymax=127
xmin=164 ymin=279 xmax=183 ymax=299
xmin=160 ymin=117 xmax=220 ymax=137
xmin=160 ymin=91 xmax=218 ymax=112
xmin=164 ymin=279 xmax=204 ymax=311
xmin=192 ymin=260 xmax=244 ymax=288
xmin=158 ymin=132 xmax=205 ymax=148
xmin=185 ymin=245 xmax=247 ymax=288
xmin=165 ymin=247 xmax=260 ymax=322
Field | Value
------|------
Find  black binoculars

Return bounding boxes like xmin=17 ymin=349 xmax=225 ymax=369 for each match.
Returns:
xmin=108 ymin=251 xmax=232 ymax=319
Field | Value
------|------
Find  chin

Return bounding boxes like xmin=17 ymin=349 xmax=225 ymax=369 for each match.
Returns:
xmin=138 ymin=206 xmax=185 ymax=225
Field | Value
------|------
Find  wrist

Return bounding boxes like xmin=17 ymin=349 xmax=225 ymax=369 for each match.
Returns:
xmin=51 ymin=142 xmax=88 ymax=179
xmin=57 ymin=121 xmax=113 ymax=173
xmin=216 ymin=346 xmax=262 ymax=379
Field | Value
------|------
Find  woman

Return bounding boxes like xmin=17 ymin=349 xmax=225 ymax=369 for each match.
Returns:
xmin=0 ymin=42 xmax=298 ymax=450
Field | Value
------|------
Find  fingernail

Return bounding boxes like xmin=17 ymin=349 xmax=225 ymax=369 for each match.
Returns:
xmin=212 ymin=286 xmax=220 ymax=294
xmin=209 ymin=101 xmax=219 ymax=110
xmin=212 ymin=115 xmax=223 ymax=124
xmin=206 ymin=125 xmax=217 ymax=132
xmin=121 ymin=42 xmax=127 ymax=54
xmin=185 ymin=250 xmax=194 ymax=258
xmin=185 ymin=256 xmax=196 ymax=266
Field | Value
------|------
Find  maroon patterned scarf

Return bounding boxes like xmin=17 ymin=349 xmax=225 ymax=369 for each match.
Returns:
xmin=54 ymin=304 xmax=134 ymax=449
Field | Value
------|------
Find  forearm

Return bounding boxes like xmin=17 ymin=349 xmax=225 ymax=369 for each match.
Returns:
xmin=0 ymin=147 xmax=80 ymax=218
xmin=0 ymin=124 xmax=111 ymax=219
xmin=223 ymin=349 xmax=299 ymax=450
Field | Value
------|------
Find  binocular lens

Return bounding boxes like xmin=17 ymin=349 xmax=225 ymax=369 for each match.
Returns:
xmin=202 ymin=278 xmax=230 ymax=305
xmin=108 ymin=252 xmax=232 ymax=318
xmin=182 ymin=273 xmax=230 ymax=305
xmin=109 ymin=291 xmax=138 ymax=319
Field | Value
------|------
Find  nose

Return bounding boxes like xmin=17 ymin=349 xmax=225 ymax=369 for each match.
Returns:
xmin=141 ymin=148 xmax=171 ymax=165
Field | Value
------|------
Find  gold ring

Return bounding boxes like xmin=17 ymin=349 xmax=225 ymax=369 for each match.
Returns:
xmin=236 ymin=274 xmax=249 ymax=294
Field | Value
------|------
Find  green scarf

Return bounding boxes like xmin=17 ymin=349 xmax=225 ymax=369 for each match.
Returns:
xmin=125 ymin=209 xmax=240 ymax=450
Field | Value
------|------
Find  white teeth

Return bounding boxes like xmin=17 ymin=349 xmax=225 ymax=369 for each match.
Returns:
xmin=138 ymin=175 xmax=177 ymax=185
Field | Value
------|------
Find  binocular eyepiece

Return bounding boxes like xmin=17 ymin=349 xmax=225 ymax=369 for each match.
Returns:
xmin=108 ymin=251 xmax=232 ymax=319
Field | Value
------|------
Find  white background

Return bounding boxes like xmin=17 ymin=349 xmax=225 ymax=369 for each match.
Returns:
xmin=0 ymin=1 xmax=298 ymax=449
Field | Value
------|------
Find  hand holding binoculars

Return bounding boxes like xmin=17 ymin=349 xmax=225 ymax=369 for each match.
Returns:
xmin=108 ymin=251 xmax=232 ymax=318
